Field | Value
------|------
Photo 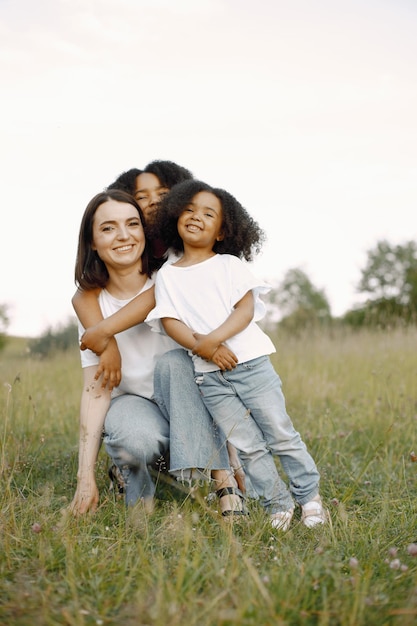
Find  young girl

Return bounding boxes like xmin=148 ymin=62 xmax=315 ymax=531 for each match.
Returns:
xmin=145 ymin=179 xmax=328 ymax=531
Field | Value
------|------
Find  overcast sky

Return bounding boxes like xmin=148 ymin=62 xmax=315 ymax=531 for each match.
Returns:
xmin=1 ymin=0 xmax=416 ymax=337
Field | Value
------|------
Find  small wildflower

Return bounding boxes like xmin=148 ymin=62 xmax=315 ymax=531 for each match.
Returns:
xmin=349 ymin=557 xmax=359 ymax=569
xmin=314 ymin=546 xmax=324 ymax=554
xmin=401 ymin=564 xmax=409 ymax=572
xmin=407 ymin=543 xmax=417 ymax=556
xmin=262 ymin=575 xmax=270 ymax=584
xmin=330 ymin=498 xmax=339 ymax=506
xmin=388 ymin=547 xmax=398 ymax=558
xmin=389 ymin=559 xmax=401 ymax=570
xmin=31 ymin=523 xmax=42 ymax=533
xmin=364 ymin=480 xmax=371 ymax=485
xmin=410 ymin=451 xmax=417 ymax=462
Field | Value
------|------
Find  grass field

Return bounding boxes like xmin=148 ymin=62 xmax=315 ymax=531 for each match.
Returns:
xmin=1 ymin=328 xmax=416 ymax=625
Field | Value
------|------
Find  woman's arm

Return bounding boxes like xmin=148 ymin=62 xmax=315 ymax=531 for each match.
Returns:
xmin=68 ymin=365 xmax=111 ymax=516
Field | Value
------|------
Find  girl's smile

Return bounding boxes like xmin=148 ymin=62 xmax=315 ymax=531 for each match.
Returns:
xmin=178 ymin=191 xmax=223 ymax=249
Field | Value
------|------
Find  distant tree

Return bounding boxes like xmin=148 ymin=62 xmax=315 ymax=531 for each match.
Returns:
xmin=263 ymin=268 xmax=331 ymax=332
xmin=358 ymin=239 xmax=417 ymax=305
xmin=349 ymin=239 xmax=417 ymax=326
xmin=29 ymin=319 xmax=78 ymax=358
xmin=0 ymin=304 xmax=10 ymax=351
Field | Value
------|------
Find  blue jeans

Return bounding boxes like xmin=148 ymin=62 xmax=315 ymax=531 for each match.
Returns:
xmin=104 ymin=349 xmax=230 ymax=505
xmin=196 ymin=356 xmax=320 ymax=513
xmin=104 ymin=394 xmax=169 ymax=505
xmin=153 ymin=349 xmax=230 ymax=478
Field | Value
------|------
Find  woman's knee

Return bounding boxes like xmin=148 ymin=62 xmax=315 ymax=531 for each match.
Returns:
xmin=154 ymin=348 xmax=192 ymax=378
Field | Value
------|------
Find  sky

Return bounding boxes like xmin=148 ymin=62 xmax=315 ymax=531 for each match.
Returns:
xmin=1 ymin=0 xmax=417 ymax=337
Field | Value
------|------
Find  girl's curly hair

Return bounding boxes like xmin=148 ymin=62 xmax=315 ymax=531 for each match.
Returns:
xmin=143 ymin=160 xmax=193 ymax=188
xmin=106 ymin=168 xmax=142 ymax=195
xmin=154 ymin=180 xmax=266 ymax=262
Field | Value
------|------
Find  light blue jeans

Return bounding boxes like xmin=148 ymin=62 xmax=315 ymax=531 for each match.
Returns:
xmin=196 ymin=355 xmax=320 ymax=514
xmin=104 ymin=349 xmax=230 ymax=505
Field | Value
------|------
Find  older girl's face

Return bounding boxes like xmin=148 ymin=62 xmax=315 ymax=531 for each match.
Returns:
xmin=92 ymin=200 xmax=146 ymax=271
xmin=134 ymin=172 xmax=169 ymax=223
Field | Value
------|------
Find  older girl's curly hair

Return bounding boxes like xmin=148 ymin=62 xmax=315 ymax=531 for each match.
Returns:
xmin=106 ymin=168 xmax=142 ymax=195
xmin=143 ymin=160 xmax=193 ymax=188
xmin=154 ymin=180 xmax=265 ymax=262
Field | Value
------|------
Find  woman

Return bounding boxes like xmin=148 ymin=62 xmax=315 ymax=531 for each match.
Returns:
xmin=70 ymin=188 xmax=244 ymax=516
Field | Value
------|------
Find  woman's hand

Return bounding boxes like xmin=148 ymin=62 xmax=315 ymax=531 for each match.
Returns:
xmin=69 ymin=476 xmax=99 ymax=516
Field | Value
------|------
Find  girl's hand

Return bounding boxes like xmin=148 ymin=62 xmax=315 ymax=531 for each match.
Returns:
xmin=69 ymin=477 xmax=99 ymax=516
xmin=211 ymin=344 xmax=238 ymax=371
xmin=94 ymin=338 xmax=122 ymax=390
xmin=192 ymin=332 xmax=219 ymax=361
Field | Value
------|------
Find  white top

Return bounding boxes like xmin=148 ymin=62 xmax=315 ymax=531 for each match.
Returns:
xmin=145 ymin=254 xmax=276 ymax=373
xmin=79 ymin=277 xmax=178 ymax=399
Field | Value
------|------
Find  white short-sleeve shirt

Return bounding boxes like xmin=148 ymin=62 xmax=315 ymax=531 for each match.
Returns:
xmin=145 ymin=254 xmax=276 ymax=372
xmin=79 ymin=277 xmax=178 ymax=398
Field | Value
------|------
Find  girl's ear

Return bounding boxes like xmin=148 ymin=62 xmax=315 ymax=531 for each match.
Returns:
xmin=216 ymin=231 xmax=224 ymax=242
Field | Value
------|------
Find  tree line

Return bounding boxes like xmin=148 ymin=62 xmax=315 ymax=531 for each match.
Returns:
xmin=262 ymin=239 xmax=417 ymax=332
xmin=1 ymin=238 xmax=416 ymax=355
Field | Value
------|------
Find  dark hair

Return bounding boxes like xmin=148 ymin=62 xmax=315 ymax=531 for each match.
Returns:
xmin=106 ymin=168 xmax=143 ymax=195
xmin=154 ymin=180 xmax=265 ymax=261
xmin=143 ymin=160 xmax=193 ymax=188
xmin=75 ymin=189 xmax=162 ymax=290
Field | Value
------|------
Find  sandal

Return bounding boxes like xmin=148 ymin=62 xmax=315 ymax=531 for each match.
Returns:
xmin=216 ymin=487 xmax=248 ymax=517
xmin=301 ymin=495 xmax=329 ymax=528
xmin=108 ymin=464 xmax=125 ymax=496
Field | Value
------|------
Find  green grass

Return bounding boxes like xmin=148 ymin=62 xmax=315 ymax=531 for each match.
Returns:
xmin=1 ymin=328 xmax=417 ymax=625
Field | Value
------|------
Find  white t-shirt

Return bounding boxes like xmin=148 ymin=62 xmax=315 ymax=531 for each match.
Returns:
xmin=79 ymin=277 xmax=178 ymax=399
xmin=145 ymin=254 xmax=276 ymax=373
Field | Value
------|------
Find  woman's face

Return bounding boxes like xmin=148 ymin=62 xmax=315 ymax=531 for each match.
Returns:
xmin=92 ymin=199 xmax=146 ymax=271
xmin=133 ymin=172 xmax=169 ymax=223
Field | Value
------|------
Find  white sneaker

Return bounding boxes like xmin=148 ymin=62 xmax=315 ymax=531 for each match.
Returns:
xmin=301 ymin=495 xmax=328 ymax=528
xmin=270 ymin=508 xmax=294 ymax=531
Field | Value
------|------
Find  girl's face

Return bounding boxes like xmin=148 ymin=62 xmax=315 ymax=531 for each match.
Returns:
xmin=92 ymin=200 xmax=146 ymax=271
xmin=177 ymin=191 xmax=223 ymax=250
xmin=134 ymin=172 xmax=169 ymax=223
